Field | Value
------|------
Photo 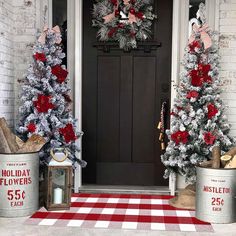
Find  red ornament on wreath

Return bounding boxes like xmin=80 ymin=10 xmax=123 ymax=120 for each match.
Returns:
xmin=34 ymin=94 xmax=54 ymax=113
xmin=111 ymin=0 xmax=117 ymax=6
xmin=130 ymin=8 xmax=135 ymax=14
xmin=59 ymin=123 xmax=77 ymax=143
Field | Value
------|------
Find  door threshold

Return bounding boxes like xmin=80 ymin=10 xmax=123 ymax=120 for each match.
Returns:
xmin=78 ymin=185 xmax=170 ymax=195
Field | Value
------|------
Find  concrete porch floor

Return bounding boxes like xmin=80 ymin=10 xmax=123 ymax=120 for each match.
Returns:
xmin=0 ymin=217 xmax=236 ymax=236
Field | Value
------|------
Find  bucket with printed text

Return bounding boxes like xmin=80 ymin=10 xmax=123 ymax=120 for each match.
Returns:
xmin=196 ymin=166 xmax=236 ymax=223
xmin=0 ymin=152 xmax=39 ymax=217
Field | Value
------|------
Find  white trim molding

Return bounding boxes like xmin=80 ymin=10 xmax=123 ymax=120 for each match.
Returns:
xmin=74 ymin=0 xmax=83 ymax=192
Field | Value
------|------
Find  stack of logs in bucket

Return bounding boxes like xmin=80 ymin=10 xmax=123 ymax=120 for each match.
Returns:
xmin=200 ymin=146 xmax=236 ymax=169
xmin=0 ymin=117 xmax=46 ymax=217
xmin=0 ymin=117 xmax=46 ymax=153
xmin=169 ymin=146 xmax=236 ymax=211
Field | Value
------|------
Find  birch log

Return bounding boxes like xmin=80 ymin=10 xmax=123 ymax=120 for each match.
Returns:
xmin=0 ymin=118 xmax=19 ymax=152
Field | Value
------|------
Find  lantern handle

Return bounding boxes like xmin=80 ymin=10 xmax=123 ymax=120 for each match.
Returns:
xmin=50 ymin=148 xmax=69 ymax=162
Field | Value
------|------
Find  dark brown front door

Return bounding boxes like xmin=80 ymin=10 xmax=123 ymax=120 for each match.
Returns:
xmin=82 ymin=0 xmax=172 ymax=186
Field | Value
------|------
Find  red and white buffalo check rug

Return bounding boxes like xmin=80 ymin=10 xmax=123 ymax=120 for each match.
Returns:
xmin=25 ymin=193 xmax=213 ymax=232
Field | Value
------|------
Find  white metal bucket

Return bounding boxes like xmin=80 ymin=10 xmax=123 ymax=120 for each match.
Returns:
xmin=0 ymin=153 xmax=39 ymax=217
xmin=196 ymin=166 xmax=236 ymax=223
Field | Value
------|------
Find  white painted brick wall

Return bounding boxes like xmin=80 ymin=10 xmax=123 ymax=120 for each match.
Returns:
xmin=12 ymin=0 xmax=38 ymax=127
xmin=0 ymin=0 xmax=46 ymax=128
xmin=219 ymin=0 xmax=236 ymax=136
xmin=0 ymin=0 xmax=15 ymax=127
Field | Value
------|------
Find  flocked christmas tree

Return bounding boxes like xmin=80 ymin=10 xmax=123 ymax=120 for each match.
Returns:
xmin=161 ymin=4 xmax=235 ymax=182
xmin=18 ymin=26 xmax=86 ymax=168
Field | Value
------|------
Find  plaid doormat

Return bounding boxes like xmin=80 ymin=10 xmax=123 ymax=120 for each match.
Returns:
xmin=25 ymin=193 xmax=213 ymax=232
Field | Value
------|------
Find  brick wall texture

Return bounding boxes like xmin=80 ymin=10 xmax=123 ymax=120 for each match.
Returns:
xmin=0 ymin=0 xmax=236 ymax=136
xmin=219 ymin=0 xmax=236 ymax=136
xmin=0 ymin=0 xmax=41 ymax=128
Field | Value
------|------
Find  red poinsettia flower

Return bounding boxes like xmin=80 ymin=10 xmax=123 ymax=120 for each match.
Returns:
xmin=33 ymin=94 xmax=54 ymax=113
xmin=198 ymin=64 xmax=212 ymax=83
xmin=207 ymin=103 xmax=218 ymax=119
xmin=186 ymin=90 xmax=199 ymax=99
xmin=59 ymin=123 xmax=77 ymax=143
xmin=189 ymin=41 xmax=201 ymax=52
xmin=33 ymin=52 xmax=46 ymax=62
xmin=189 ymin=64 xmax=212 ymax=87
xmin=171 ymin=130 xmax=189 ymax=145
xmin=51 ymin=65 xmax=68 ymax=83
xmin=135 ymin=12 xmax=144 ymax=19
xmin=204 ymin=132 xmax=216 ymax=145
xmin=27 ymin=123 xmax=36 ymax=133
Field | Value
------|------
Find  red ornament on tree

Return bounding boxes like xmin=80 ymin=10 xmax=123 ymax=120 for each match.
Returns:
xmin=51 ymin=65 xmax=68 ymax=83
xmin=186 ymin=90 xmax=199 ymax=99
xmin=33 ymin=94 xmax=55 ymax=113
xmin=171 ymin=130 xmax=189 ymax=145
xmin=33 ymin=52 xmax=46 ymax=62
xmin=204 ymin=132 xmax=216 ymax=145
xmin=27 ymin=123 xmax=36 ymax=133
xmin=207 ymin=103 xmax=218 ymax=119
xmin=189 ymin=40 xmax=201 ymax=52
xmin=59 ymin=123 xmax=77 ymax=143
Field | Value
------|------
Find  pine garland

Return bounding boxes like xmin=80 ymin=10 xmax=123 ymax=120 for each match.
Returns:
xmin=92 ymin=0 xmax=156 ymax=50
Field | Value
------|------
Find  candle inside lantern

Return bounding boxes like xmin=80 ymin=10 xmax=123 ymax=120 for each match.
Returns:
xmin=54 ymin=152 xmax=66 ymax=162
xmin=53 ymin=187 xmax=63 ymax=204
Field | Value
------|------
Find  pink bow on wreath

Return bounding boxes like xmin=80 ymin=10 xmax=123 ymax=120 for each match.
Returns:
xmin=38 ymin=25 xmax=62 ymax=44
xmin=123 ymin=0 xmax=130 ymax=5
xmin=103 ymin=7 xmax=117 ymax=23
xmin=189 ymin=24 xmax=212 ymax=50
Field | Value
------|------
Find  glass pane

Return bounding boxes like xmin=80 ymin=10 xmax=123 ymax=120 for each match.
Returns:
xmin=52 ymin=0 xmax=67 ymax=66
xmin=189 ymin=0 xmax=205 ymax=36
xmin=51 ymin=168 xmax=68 ymax=204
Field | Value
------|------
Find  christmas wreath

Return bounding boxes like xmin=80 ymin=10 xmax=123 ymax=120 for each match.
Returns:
xmin=92 ymin=0 xmax=157 ymax=50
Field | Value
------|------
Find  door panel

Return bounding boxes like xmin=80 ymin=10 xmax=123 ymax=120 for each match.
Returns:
xmin=97 ymin=56 xmax=120 ymax=162
xmin=82 ymin=0 xmax=173 ymax=186
xmin=133 ymin=57 xmax=156 ymax=163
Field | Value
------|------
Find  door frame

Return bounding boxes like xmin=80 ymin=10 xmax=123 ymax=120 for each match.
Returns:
xmin=46 ymin=0 xmax=219 ymax=192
